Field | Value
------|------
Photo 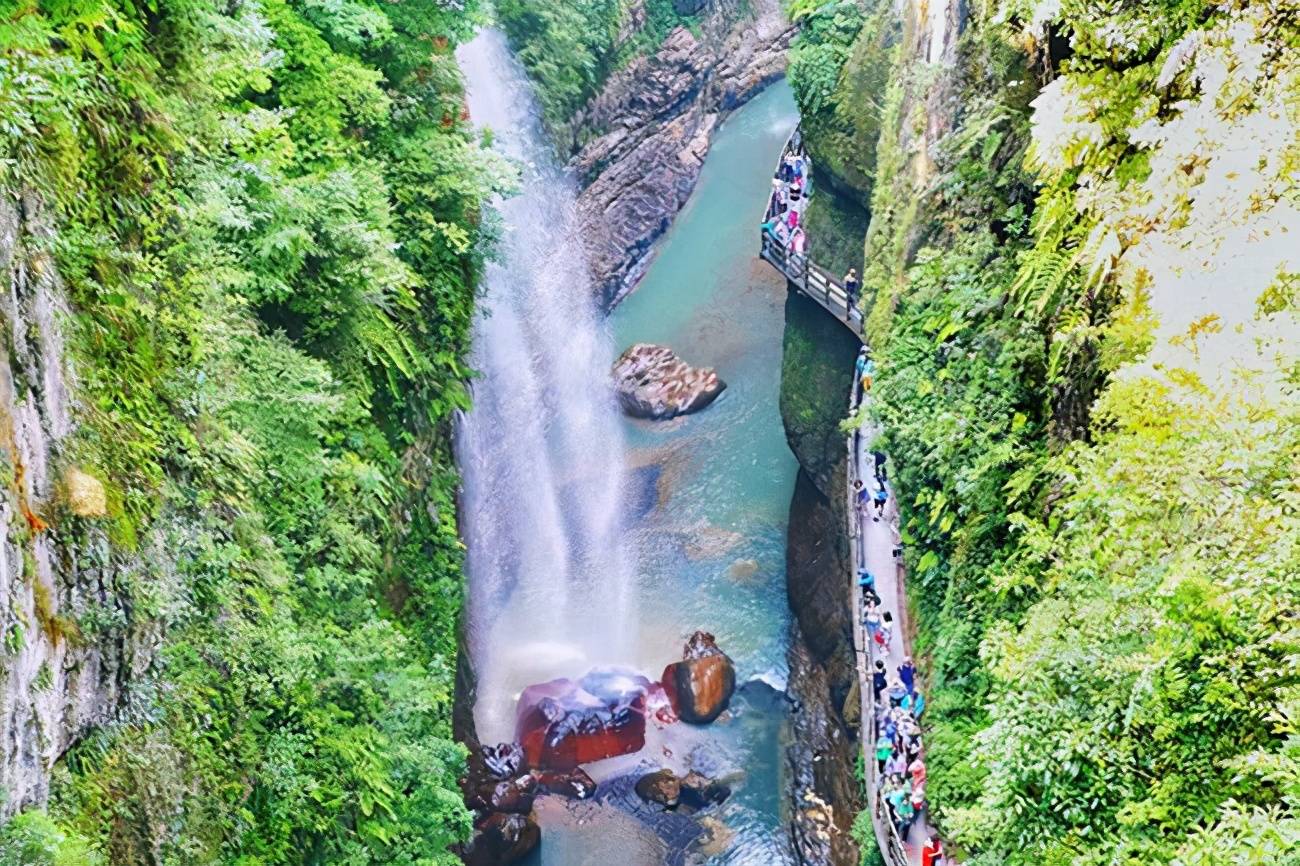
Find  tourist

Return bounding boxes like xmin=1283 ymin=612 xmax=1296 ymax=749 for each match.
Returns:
xmin=873 ymin=449 xmax=887 ymax=484
xmin=875 ymin=731 xmax=893 ymax=773
xmin=863 ymin=601 xmax=882 ymax=638
xmin=855 ymin=350 xmax=869 ymax=395
xmin=905 ymin=730 xmax=923 ymax=762
xmin=872 ymin=659 xmax=887 ymax=700
xmin=789 ymin=179 xmax=803 ymax=206
xmin=858 ymin=569 xmax=876 ymax=593
xmin=904 ymin=689 xmax=925 ymax=719
xmin=909 ymin=755 xmax=927 ymax=789
xmin=899 ymin=655 xmax=916 ymax=695
xmin=885 ymin=751 xmax=907 ymax=779
xmin=876 ymin=610 xmax=893 ymax=651
xmin=873 ymin=484 xmax=888 ymax=521
xmin=853 ymin=478 xmax=870 ymax=514
xmin=887 ymin=674 xmax=907 ymax=706
xmin=921 ymin=836 xmax=945 ymax=866
xmin=861 ymin=355 xmax=875 ymax=391
xmin=894 ymin=791 xmax=916 ymax=839
xmin=910 ymin=783 xmax=926 ymax=819
xmin=790 ymin=226 xmax=807 ymax=256
xmin=844 ymin=268 xmax=860 ymax=321
xmin=768 ymin=178 xmax=786 ymax=217
xmin=773 ymin=218 xmax=791 ymax=246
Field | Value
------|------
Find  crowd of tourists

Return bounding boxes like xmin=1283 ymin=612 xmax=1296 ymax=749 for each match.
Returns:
xmin=853 ymin=365 xmax=947 ymax=866
xmin=760 ymin=129 xmax=861 ymax=321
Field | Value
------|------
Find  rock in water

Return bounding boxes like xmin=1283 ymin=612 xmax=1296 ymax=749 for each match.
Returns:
xmin=679 ymin=770 xmax=731 ymax=809
xmin=635 ymin=768 xmax=682 ymax=808
xmin=516 ymin=667 xmax=661 ymax=769
xmin=481 ymin=742 xmax=525 ymax=780
xmin=467 ymin=774 xmax=538 ymax=814
xmin=535 ymin=767 xmax=597 ymax=800
xmin=465 ymin=811 xmax=541 ymax=866
xmin=661 ymin=631 xmax=736 ymax=724
xmin=612 ymin=343 xmax=725 ymax=420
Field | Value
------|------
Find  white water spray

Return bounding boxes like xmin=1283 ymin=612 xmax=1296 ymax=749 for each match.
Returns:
xmin=456 ymin=30 xmax=638 ymax=744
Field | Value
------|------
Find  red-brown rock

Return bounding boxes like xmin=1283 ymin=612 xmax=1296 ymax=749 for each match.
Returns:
xmin=661 ymin=631 xmax=736 ymax=724
xmin=535 ymin=767 xmax=597 ymax=799
xmin=515 ymin=667 xmax=662 ymax=769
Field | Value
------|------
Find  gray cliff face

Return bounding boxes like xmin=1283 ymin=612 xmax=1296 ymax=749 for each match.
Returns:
xmin=0 ymin=194 xmax=156 ymax=813
xmin=778 ymin=294 xmax=862 ymax=865
xmin=569 ymin=0 xmax=795 ymax=311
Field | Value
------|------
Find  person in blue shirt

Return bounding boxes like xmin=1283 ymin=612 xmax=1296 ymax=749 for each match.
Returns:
xmin=873 ymin=484 xmax=888 ymax=521
xmin=899 ymin=655 xmax=916 ymax=695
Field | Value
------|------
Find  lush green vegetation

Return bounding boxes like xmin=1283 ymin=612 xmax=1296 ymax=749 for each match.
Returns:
xmin=783 ymin=0 xmax=888 ymax=205
xmin=1 ymin=0 xmax=511 ymax=861
xmin=800 ymin=0 xmax=1299 ymax=863
xmin=495 ymin=0 xmax=703 ymax=137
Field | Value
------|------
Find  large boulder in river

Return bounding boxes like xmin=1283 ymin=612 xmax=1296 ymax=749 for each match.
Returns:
xmin=612 ymin=343 xmax=726 ymax=420
xmin=661 ymin=631 xmax=736 ymax=724
xmin=515 ymin=667 xmax=663 ymax=769
xmin=465 ymin=811 xmax=540 ymax=866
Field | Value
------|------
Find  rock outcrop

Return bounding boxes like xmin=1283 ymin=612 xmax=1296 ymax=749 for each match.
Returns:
xmin=567 ymin=0 xmax=796 ymax=309
xmin=660 ymin=630 xmax=736 ymax=724
xmin=0 ymin=194 xmax=158 ymax=814
xmin=777 ymin=293 xmax=863 ymax=865
xmin=612 ymin=343 xmax=726 ymax=420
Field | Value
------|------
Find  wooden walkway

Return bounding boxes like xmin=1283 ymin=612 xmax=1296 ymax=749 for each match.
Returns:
xmin=759 ymin=128 xmax=864 ymax=341
xmin=759 ymin=128 xmax=943 ymax=866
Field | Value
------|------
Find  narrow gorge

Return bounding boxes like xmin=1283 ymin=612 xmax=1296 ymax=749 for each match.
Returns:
xmin=0 ymin=2 xmax=1295 ymax=866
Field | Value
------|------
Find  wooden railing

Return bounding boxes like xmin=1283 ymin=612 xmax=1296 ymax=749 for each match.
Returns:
xmin=758 ymin=127 xmax=865 ymax=341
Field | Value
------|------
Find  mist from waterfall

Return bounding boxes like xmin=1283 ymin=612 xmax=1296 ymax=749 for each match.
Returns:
xmin=455 ymin=29 xmax=637 ymax=744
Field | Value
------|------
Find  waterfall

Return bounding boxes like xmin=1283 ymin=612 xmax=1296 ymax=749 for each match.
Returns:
xmin=456 ymin=30 xmax=637 ymax=745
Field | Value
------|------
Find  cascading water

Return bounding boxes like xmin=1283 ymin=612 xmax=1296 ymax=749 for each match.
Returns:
xmin=456 ymin=30 xmax=638 ymax=745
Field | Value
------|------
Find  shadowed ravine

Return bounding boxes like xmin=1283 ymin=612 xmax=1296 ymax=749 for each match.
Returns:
xmin=458 ymin=29 xmax=801 ymax=865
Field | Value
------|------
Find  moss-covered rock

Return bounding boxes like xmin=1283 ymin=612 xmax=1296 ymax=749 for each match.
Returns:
xmin=778 ymin=292 xmax=859 ymax=497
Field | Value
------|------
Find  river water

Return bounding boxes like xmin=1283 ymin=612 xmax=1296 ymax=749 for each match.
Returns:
xmin=459 ymin=29 xmax=800 ymax=865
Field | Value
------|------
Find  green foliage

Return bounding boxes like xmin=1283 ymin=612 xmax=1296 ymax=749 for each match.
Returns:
xmin=824 ymin=0 xmax=1299 ymax=862
xmin=495 ymin=0 xmax=625 ymax=130
xmin=1 ymin=0 xmax=507 ymax=861
xmin=785 ymin=0 xmax=889 ymax=204
xmin=496 ymin=0 xmax=705 ymax=136
xmin=0 ymin=811 xmax=102 ymax=866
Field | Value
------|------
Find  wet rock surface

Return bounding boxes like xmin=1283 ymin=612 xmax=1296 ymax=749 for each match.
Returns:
xmin=568 ymin=0 xmax=796 ymax=309
xmin=535 ymin=766 xmax=597 ymax=800
xmin=783 ymin=468 xmax=863 ymax=866
xmin=515 ymin=667 xmax=664 ymax=769
xmin=464 ymin=811 xmax=541 ymax=866
xmin=661 ymin=631 xmax=737 ymax=724
xmin=635 ymin=768 xmax=682 ymax=808
xmin=613 ymin=343 xmax=726 ymax=420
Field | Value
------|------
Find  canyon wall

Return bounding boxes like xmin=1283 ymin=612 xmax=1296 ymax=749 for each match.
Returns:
xmin=567 ymin=0 xmax=796 ymax=309
xmin=778 ymin=292 xmax=862 ymax=866
xmin=0 ymin=195 xmax=155 ymax=812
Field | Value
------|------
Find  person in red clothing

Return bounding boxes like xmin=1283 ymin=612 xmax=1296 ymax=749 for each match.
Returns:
xmin=921 ymin=835 xmax=945 ymax=866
